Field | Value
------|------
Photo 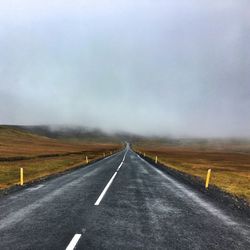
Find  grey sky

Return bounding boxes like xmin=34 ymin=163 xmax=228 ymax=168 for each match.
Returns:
xmin=0 ymin=0 xmax=249 ymax=137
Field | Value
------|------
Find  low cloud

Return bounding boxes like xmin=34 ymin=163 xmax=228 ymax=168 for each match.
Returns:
xmin=0 ymin=0 xmax=249 ymax=137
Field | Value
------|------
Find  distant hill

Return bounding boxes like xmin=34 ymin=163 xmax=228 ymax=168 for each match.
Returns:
xmin=2 ymin=125 xmax=249 ymax=150
xmin=20 ymin=125 xmax=115 ymax=141
xmin=17 ymin=125 xmax=145 ymax=143
xmin=0 ymin=125 xmax=142 ymax=143
xmin=0 ymin=125 xmax=122 ymax=158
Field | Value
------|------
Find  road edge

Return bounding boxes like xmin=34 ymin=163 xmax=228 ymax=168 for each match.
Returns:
xmin=135 ymin=151 xmax=250 ymax=219
xmin=0 ymin=150 xmax=123 ymax=198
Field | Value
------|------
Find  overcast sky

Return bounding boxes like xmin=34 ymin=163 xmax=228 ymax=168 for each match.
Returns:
xmin=0 ymin=0 xmax=249 ymax=137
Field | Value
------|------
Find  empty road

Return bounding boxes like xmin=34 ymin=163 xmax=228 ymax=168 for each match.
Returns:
xmin=0 ymin=145 xmax=249 ymax=249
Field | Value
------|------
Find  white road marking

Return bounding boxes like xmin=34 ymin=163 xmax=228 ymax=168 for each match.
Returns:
xmin=94 ymin=150 xmax=128 ymax=206
xmin=104 ymin=150 xmax=122 ymax=160
xmin=117 ymin=162 xmax=123 ymax=171
xmin=137 ymin=152 xmax=250 ymax=238
xmin=122 ymin=151 xmax=128 ymax=162
xmin=66 ymin=234 xmax=81 ymax=250
xmin=94 ymin=172 xmax=118 ymax=206
xmin=26 ymin=185 xmax=44 ymax=192
xmin=0 ymin=167 xmax=101 ymax=231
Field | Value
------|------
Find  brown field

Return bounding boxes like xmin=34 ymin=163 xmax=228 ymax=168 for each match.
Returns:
xmin=0 ymin=126 xmax=122 ymax=189
xmin=134 ymin=140 xmax=250 ymax=202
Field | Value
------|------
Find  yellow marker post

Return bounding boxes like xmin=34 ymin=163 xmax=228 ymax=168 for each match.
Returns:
xmin=86 ymin=156 xmax=89 ymax=164
xmin=155 ymin=156 xmax=158 ymax=164
xmin=143 ymin=153 xmax=146 ymax=157
xmin=205 ymin=169 xmax=212 ymax=188
xmin=103 ymin=153 xmax=106 ymax=157
xmin=20 ymin=168 xmax=24 ymax=186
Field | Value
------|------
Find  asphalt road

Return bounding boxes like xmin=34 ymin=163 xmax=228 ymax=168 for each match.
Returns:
xmin=0 ymin=145 xmax=249 ymax=249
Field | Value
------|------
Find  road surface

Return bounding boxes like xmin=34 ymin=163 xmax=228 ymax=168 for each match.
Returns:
xmin=0 ymin=145 xmax=249 ymax=249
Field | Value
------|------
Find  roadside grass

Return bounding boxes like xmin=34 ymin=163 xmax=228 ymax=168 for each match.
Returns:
xmin=0 ymin=126 xmax=122 ymax=189
xmin=134 ymin=142 xmax=250 ymax=202
xmin=0 ymin=151 xmax=113 ymax=189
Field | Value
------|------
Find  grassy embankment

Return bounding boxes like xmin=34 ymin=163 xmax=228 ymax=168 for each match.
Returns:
xmin=134 ymin=139 xmax=250 ymax=202
xmin=0 ymin=126 xmax=122 ymax=189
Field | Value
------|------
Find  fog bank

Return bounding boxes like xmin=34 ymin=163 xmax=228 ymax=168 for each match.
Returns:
xmin=0 ymin=0 xmax=250 ymax=137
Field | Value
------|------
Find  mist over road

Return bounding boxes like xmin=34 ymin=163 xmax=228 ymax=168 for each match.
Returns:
xmin=0 ymin=145 xmax=249 ymax=249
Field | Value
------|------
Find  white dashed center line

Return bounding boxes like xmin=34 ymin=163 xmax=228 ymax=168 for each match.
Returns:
xmin=94 ymin=150 xmax=127 ymax=206
xmin=94 ymin=171 xmax=118 ymax=206
xmin=66 ymin=234 xmax=81 ymax=250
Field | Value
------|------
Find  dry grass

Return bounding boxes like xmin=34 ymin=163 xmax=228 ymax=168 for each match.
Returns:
xmin=0 ymin=151 xmax=110 ymax=189
xmin=0 ymin=126 xmax=122 ymax=188
xmin=0 ymin=126 xmax=117 ymax=158
xmin=134 ymin=141 xmax=250 ymax=202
